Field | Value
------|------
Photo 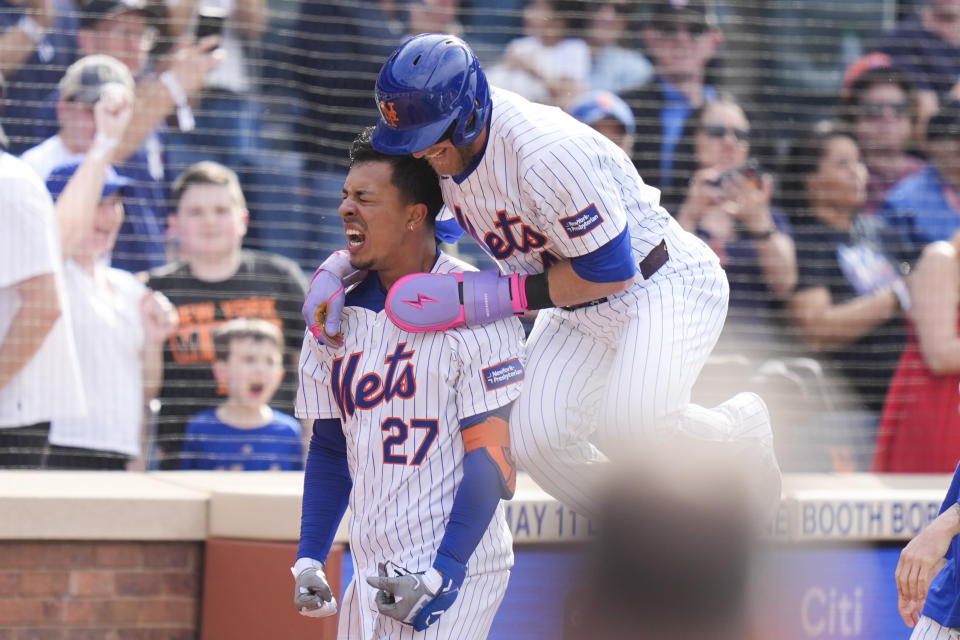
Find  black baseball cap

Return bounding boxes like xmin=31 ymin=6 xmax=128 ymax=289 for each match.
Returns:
xmin=79 ymin=0 xmax=152 ymax=29
xmin=927 ymin=99 xmax=960 ymax=141
xmin=645 ymin=0 xmax=717 ymax=28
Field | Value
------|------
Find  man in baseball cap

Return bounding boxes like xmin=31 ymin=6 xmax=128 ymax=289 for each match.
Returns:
xmin=79 ymin=0 xmax=153 ymax=28
xmin=620 ymin=0 xmax=723 ymax=192
xmin=76 ymin=0 xmax=160 ymax=79
xmin=643 ymin=0 xmax=718 ymax=28
xmin=20 ymin=55 xmax=169 ymax=274
xmin=568 ymin=89 xmax=636 ymax=155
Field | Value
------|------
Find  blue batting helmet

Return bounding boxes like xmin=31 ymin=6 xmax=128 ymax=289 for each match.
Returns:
xmin=372 ymin=33 xmax=492 ymax=154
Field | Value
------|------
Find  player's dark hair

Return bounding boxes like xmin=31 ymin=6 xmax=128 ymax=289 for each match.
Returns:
xmin=212 ymin=317 xmax=283 ymax=362
xmin=171 ymin=161 xmax=247 ymax=212
xmin=349 ymin=126 xmax=444 ymax=224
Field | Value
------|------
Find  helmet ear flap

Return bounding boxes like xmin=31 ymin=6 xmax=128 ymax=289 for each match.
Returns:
xmin=450 ymin=75 xmax=491 ymax=148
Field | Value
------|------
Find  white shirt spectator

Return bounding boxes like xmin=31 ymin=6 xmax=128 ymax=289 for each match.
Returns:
xmin=20 ymin=135 xmax=82 ymax=180
xmin=590 ymin=44 xmax=654 ymax=94
xmin=49 ymin=261 xmax=146 ymax=456
xmin=486 ymin=36 xmax=590 ymax=105
xmin=0 ymin=152 xmax=86 ymax=427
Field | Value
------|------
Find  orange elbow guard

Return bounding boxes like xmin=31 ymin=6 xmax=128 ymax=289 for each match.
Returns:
xmin=462 ymin=416 xmax=516 ymax=497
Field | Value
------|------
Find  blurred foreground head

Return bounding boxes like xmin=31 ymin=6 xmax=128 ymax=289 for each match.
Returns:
xmin=568 ymin=441 xmax=758 ymax=640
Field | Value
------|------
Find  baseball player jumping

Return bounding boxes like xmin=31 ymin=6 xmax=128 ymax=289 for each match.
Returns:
xmin=293 ymin=127 xmax=522 ymax=638
xmin=303 ymin=34 xmax=781 ymax=519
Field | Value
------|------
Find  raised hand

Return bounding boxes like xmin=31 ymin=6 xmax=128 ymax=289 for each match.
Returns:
xmin=93 ymin=82 xmax=134 ymax=146
xmin=140 ymin=290 xmax=178 ymax=345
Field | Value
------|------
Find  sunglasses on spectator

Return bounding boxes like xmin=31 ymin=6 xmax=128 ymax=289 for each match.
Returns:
xmin=651 ymin=20 xmax=708 ymax=38
xmin=860 ymin=102 xmax=910 ymax=119
xmin=701 ymin=123 xmax=750 ymax=142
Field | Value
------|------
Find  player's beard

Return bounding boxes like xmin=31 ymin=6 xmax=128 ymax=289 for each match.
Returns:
xmin=350 ymin=254 xmax=374 ymax=272
xmin=427 ymin=144 xmax=475 ymax=176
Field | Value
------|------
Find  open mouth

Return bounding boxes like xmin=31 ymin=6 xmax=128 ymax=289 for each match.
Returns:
xmin=345 ymin=228 xmax=366 ymax=250
xmin=249 ymin=383 xmax=264 ymax=396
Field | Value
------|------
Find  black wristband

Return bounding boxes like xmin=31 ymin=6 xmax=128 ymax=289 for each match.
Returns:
xmin=523 ymin=273 xmax=554 ymax=310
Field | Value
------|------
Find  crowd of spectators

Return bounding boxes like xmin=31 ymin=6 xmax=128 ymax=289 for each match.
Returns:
xmin=3 ymin=0 xmax=960 ymax=472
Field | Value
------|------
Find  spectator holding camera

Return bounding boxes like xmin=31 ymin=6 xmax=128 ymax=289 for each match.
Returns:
xmin=671 ymin=93 xmax=796 ymax=348
xmin=783 ymin=121 xmax=912 ymax=415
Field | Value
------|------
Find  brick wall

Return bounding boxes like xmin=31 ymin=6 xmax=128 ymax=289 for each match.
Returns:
xmin=0 ymin=541 xmax=202 ymax=640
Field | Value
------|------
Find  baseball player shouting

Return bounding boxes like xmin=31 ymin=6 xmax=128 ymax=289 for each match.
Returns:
xmin=293 ymin=127 xmax=522 ymax=638
xmin=303 ymin=34 xmax=781 ymax=519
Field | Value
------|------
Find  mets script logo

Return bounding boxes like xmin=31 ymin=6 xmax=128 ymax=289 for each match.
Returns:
xmin=331 ymin=343 xmax=416 ymax=419
xmin=453 ymin=206 xmax=548 ymax=260
xmin=380 ymin=101 xmax=400 ymax=128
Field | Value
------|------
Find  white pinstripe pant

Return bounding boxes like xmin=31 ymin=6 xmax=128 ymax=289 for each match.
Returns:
xmin=336 ymin=569 xmax=510 ymax=640
xmin=911 ymin=616 xmax=960 ymax=639
xmin=510 ymin=244 xmax=761 ymax=519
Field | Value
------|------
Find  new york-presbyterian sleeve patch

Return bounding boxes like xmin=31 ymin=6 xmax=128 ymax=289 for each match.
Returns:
xmin=482 ymin=358 xmax=525 ymax=391
xmin=559 ymin=203 xmax=604 ymax=238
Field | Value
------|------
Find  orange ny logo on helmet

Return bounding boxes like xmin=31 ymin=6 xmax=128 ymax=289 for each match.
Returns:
xmin=380 ymin=101 xmax=400 ymax=128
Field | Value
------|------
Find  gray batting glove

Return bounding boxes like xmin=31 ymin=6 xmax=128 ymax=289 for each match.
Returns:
xmin=365 ymin=561 xmax=459 ymax=631
xmin=291 ymin=557 xmax=338 ymax=618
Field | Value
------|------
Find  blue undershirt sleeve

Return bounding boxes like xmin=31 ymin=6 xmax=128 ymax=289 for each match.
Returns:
xmin=434 ymin=406 xmax=514 ymax=585
xmin=297 ymin=418 xmax=352 ymax=564
xmin=570 ymin=225 xmax=636 ymax=283
xmin=435 ymin=216 xmax=465 ymax=244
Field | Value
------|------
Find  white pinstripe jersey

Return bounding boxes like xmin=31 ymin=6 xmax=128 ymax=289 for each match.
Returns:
xmin=296 ymin=252 xmax=521 ymax=585
xmin=440 ymin=88 xmax=709 ymax=282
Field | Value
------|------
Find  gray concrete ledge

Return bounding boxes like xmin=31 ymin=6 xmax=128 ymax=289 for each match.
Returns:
xmin=0 ymin=471 xmax=952 ymax=543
